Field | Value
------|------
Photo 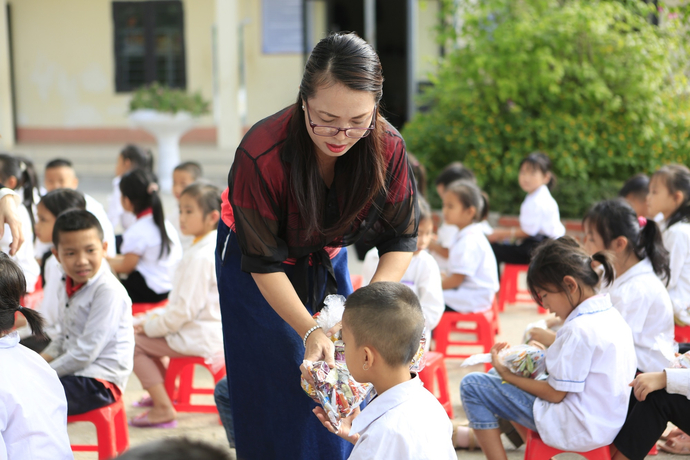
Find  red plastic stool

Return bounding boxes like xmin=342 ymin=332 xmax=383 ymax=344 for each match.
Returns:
xmin=433 ymin=309 xmax=495 ymax=372
xmin=524 ymin=430 xmax=610 ymax=460
xmin=67 ymin=398 xmax=129 ymax=460
xmin=498 ymin=264 xmax=547 ymax=314
xmin=649 ymin=444 xmax=658 ymax=456
xmin=131 ymin=299 xmax=168 ymax=316
xmin=491 ymin=296 xmax=500 ymax=335
xmin=418 ymin=351 xmax=454 ymax=418
xmin=164 ymin=357 xmax=227 ymax=413
xmin=675 ymin=325 xmax=690 ymax=343
xmin=350 ymin=274 xmax=363 ymax=291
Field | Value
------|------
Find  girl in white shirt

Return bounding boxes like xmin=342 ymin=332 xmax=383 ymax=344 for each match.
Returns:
xmin=0 ymin=153 xmax=40 ymax=292
xmin=458 ymin=237 xmax=636 ymax=457
xmin=130 ymin=183 xmax=223 ymax=428
xmin=19 ymin=188 xmax=87 ymax=353
xmin=441 ymin=180 xmax=499 ymax=313
xmin=583 ymin=199 xmax=674 ymax=372
xmin=647 ymin=164 xmax=690 ymax=326
xmin=362 ymin=196 xmax=444 ymax=343
xmin=0 ymin=253 xmax=73 ymax=460
xmin=489 ymin=152 xmax=565 ymax=272
xmin=108 ymin=169 xmax=182 ymax=303
xmin=107 ymin=144 xmax=153 ymax=234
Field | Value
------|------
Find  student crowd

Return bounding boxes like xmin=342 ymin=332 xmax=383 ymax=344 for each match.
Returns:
xmin=2 ymin=142 xmax=690 ymax=460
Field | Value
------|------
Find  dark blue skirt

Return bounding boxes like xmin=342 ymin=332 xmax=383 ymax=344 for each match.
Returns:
xmin=215 ymin=221 xmax=354 ymax=460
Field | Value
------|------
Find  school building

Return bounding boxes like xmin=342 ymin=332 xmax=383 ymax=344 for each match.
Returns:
xmin=0 ymin=0 xmax=443 ymax=150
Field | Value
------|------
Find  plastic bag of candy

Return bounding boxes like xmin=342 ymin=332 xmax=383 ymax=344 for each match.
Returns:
xmin=409 ymin=329 xmax=427 ymax=373
xmin=301 ymin=359 xmax=373 ymax=429
xmin=670 ymin=351 xmax=690 ymax=369
xmin=461 ymin=344 xmax=547 ymax=379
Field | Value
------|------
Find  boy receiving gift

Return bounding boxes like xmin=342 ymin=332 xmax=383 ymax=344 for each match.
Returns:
xmin=313 ymin=282 xmax=456 ymax=460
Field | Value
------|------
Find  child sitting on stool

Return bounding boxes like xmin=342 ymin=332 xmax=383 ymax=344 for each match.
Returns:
xmin=41 ymin=209 xmax=134 ymax=415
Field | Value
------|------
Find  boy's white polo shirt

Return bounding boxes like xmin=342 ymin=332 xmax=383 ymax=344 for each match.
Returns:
xmin=349 ymin=375 xmax=456 ymax=460
xmin=534 ymin=294 xmax=636 ymax=452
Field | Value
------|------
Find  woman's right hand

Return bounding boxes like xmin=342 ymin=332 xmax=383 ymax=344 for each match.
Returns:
xmin=300 ymin=328 xmax=335 ymax=386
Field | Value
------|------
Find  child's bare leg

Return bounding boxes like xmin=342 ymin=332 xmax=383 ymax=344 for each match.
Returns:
xmin=475 ymin=428 xmax=508 ymax=460
xmin=510 ymin=421 xmax=528 ymax=443
xmin=612 ymin=449 xmax=630 ymax=460
xmin=145 ymin=383 xmax=177 ymax=423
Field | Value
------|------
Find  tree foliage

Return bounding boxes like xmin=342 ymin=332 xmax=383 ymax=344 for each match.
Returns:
xmin=403 ymin=0 xmax=690 ymax=217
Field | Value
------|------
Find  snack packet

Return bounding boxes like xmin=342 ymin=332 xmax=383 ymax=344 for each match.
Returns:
xmin=301 ymin=359 xmax=373 ymax=429
xmin=461 ymin=344 xmax=547 ymax=379
xmin=409 ymin=329 xmax=427 ymax=373
xmin=670 ymin=351 xmax=690 ymax=369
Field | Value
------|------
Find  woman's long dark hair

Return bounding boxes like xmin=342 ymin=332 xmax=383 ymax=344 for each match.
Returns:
xmin=0 ymin=253 xmax=44 ymax=336
xmin=583 ymin=199 xmax=670 ymax=284
xmin=284 ymin=32 xmax=387 ymax=239
xmin=119 ymin=169 xmax=172 ymax=259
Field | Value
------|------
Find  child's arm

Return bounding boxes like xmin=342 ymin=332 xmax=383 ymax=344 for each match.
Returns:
xmin=487 ymin=227 xmax=530 ymax=243
xmin=528 ymin=328 xmax=557 ymax=347
xmin=312 ymin=406 xmax=361 ymax=445
xmin=107 ymin=253 xmax=140 ymax=274
xmin=442 ymin=273 xmax=465 ymax=290
xmin=491 ymin=343 xmax=567 ymax=404
xmin=428 ymin=239 xmax=449 ymax=259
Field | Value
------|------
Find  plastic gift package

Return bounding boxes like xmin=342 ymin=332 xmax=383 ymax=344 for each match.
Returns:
xmin=462 ymin=344 xmax=547 ymax=379
xmin=670 ymin=351 xmax=690 ymax=369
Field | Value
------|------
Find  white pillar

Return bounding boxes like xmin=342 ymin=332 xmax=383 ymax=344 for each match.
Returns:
xmin=0 ymin=0 xmax=15 ymax=148
xmin=406 ymin=0 xmax=418 ymax=121
xmin=215 ymin=0 xmax=241 ymax=150
xmin=364 ymin=0 xmax=376 ymax=49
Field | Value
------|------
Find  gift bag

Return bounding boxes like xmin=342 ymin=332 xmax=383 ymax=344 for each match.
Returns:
xmin=462 ymin=344 xmax=547 ymax=379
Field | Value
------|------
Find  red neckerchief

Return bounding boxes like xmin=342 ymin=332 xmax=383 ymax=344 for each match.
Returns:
xmin=65 ymin=276 xmax=85 ymax=298
xmin=136 ymin=208 xmax=153 ymax=219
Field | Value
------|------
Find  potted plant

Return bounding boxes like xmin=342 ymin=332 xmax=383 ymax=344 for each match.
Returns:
xmin=128 ymin=82 xmax=210 ymax=192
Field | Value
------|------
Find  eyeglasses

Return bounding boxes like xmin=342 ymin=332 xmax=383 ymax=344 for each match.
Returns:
xmin=304 ymin=100 xmax=377 ymax=139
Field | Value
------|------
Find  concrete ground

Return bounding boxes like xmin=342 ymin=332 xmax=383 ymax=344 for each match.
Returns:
xmin=9 ymin=143 xmax=675 ymax=459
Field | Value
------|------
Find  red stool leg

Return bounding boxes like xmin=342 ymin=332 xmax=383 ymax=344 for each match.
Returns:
xmin=114 ymin=401 xmax=130 ymax=454
xmin=176 ymin=364 xmax=195 ymax=406
xmin=434 ymin=359 xmax=454 ymax=418
xmin=93 ymin=405 xmax=118 ymax=460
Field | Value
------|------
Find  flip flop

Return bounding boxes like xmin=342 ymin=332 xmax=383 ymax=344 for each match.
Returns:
xmin=129 ymin=411 xmax=177 ymax=428
xmin=132 ymin=395 xmax=153 ymax=407
xmin=659 ymin=438 xmax=690 ymax=455
xmin=663 ymin=429 xmax=689 ymax=442
xmin=499 ymin=417 xmax=524 ymax=448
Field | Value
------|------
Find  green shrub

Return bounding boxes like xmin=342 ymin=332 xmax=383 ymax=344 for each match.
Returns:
xmin=403 ymin=0 xmax=690 ymax=218
xmin=129 ymin=82 xmax=210 ymax=116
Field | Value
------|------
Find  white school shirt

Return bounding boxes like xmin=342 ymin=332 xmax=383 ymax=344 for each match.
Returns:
xmin=0 ymin=204 xmax=39 ymax=293
xmin=666 ymin=368 xmax=690 ymax=398
xmin=434 ymin=221 xmax=493 ymax=273
xmin=362 ymin=248 xmax=444 ymax=331
xmin=348 ymin=375 xmax=456 ymax=460
xmin=143 ymin=231 xmax=223 ymax=359
xmin=519 ymin=185 xmax=566 ymax=238
xmin=42 ymin=261 xmax=134 ymax=390
xmin=443 ymin=223 xmax=499 ymax=313
xmin=35 ymin=254 xmax=63 ymax=339
xmin=107 ymin=176 xmax=136 ymax=232
xmin=663 ymin=222 xmax=690 ymax=325
xmin=84 ymin=193 xmax=116 ymax=258
xmin=534 ymin=294 xmax=636 ymax=452
xmin=120 ymin=214 xmax=182 ymax=295
xmin=0 ymin=331 xmax=73 ymax=460
xmin=599 ymin=258 xmax=675 ymax=372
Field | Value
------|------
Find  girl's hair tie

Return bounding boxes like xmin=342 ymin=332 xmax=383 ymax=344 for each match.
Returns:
xmin=16 ymin=305 xmax=23 ymax=312
xmin=638 ymin=216 xmax=648 ymax=228
xmin=147 ymin=182 xmax=159 ymax=194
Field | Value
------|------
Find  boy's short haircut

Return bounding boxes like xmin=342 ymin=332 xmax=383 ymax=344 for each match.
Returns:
xmin=114 ymin=438 xmax=232 ymax=460
xmin=343 ymin=282 xmax=424 ymax=367
xmin=45 ymin=158 xmax=74 ymax=170
xmin=619 ymin=173 xmax=649 ymax=200
xmin=174 ymin=161 xmax=203 ymax=180
xmin=181 ymin=181 xmax=221 ymax=218
xmin=52 ymin=209 xmax=104 ymax=248
xmin=435 ymin=162 xmax=476 ymax=187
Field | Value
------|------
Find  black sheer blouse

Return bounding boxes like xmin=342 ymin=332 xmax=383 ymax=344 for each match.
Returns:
xmin=222 ymin=107 xmax=418 ymax=308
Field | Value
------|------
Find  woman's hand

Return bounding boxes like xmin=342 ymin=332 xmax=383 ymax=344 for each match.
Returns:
xmin=630 ymin=372 xmax=667 ymax=401
xmin=313 ymin=406 xmax=361 ymax=445
xmin=0 ymin=193 xmax=23 ymax=255
xmin=300 ymin=328 xmax=335 ymax=386
xmin=490 ymin=342 xmax=511 ymax=378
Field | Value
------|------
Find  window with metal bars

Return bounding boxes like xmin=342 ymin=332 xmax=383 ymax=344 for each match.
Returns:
xmin=112 ymin=1 xmax=186 ymax=92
